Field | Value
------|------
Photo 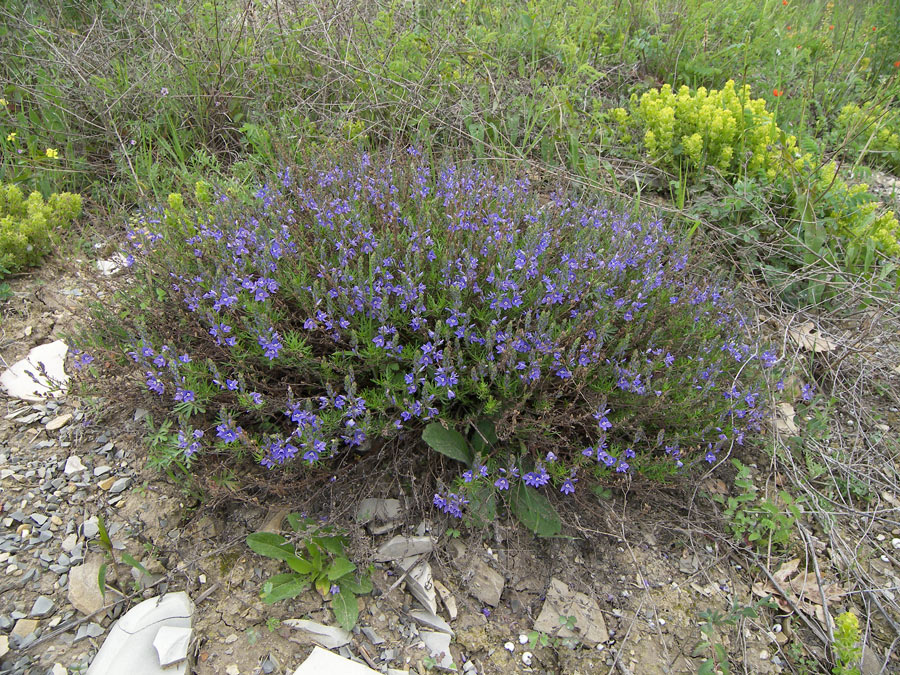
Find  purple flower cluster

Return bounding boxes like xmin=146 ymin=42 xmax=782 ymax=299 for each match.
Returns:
xmin=112 ymin=153 xmax=776 ymax=512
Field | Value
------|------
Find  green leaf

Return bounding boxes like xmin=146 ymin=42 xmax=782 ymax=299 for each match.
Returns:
xmin=341 ymin=575 xmax=373 ymax=595
xmin=332 ymin=589 xmax=359 ymax=631
xmin=315 ymin=536 xmax=346 ymax=556
xmin=698 ymin=659 xmax=716 ymax=675
xmin=466 ymin=485 xmax=497 ymax=527
xmin=286 ymin=556 xmax=314 ymax=575
xmin=96 ymin=515 xmax=112 ymax=553
xmin=470 ymin=419 xmax=498 ymax=454
xmin=510 ymin=483 xmax=562 ymax=537
xmin=422 ymin=422 xmax=473 ymax=467
xmin=327 ymin=557 xmax=357 ymax=581
xmin=262 ymin=577 xmax=310 ymax=604
xmin=246 ymin=532 xmax=296 ymax=561
xmin=98 ymin=563 xmax=108 ymax=599
xmin=121 ymin=553 xmax=149 ymax=577
xmin=286 ymin=513 xmax=313 ymax=532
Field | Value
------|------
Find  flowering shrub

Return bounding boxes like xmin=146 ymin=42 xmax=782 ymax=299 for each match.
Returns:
xmin=0 ymin=184 xmax=82 ymax=277
xmin=609 ymin=81 xmax=796 ymax=182
xmin=83 ymin=153 xmax=775 ymax=523
xmin=833 ymin=102 xmax=900 ymax=172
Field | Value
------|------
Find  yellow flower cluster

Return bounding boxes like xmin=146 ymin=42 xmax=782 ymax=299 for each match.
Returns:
xmin=0 ymin=184 xmax=82 ymax=276
xmin=622 ymin=80 xmax=796 ymax=180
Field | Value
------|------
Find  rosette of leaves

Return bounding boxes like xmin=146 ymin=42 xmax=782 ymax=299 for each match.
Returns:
xmin=246 ymin=514 xmax=372 ymax=631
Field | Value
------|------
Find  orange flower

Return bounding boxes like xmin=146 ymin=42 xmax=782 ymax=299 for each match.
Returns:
xmin=872 ymin=26 xmax=877 ymax=31
xmin=895 ymin=60 xmax=900 ymax=68
xmin=773 ymin=88 xmax=784 ymax=97
xmin=829 ymin=25 xmax=834 ymax=30
xmin=786 ymin=25 xmax=792 ymax=30
xmin=782 ymin=0 xmax=788 ymax=5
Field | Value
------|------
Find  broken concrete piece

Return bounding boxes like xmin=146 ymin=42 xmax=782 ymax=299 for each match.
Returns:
xmin=375 ymin=535 xmax=432 ymax=562
xmin=153 ymin=625 xmax=193 ymax=667
xmin=409 ymin=609 xmax=454 ymax=635
xmin=292 ymin=646 xmax=380 ymax=675
xmin=86 ymin=592 xmax=194 ymax=675
xmin=433 ymin=580 xmax=457 ymax=621
xmin=0 ymin=340 xmax=69 ymax=401
xmin=533 ymin=578 xmax=608 ymax=646
xmin=283 ymin=619 xmax=351 ymax=649
xmin=420 ymin=630 xmax=454 ymax=669
xmin=68 ymin=558 xmax=106 ymax=615
xmin=397 ymin=557 xmax=438 ymax=614
xmin=468 ymin=558 xmax=504 ymax=607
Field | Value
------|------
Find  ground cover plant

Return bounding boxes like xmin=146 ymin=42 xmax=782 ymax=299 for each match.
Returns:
xmin=75 ymin=152 xmax=778 ymax=526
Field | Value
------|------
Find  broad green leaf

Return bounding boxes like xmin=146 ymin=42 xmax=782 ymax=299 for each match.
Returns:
xmin=327 ymin=557 xmax=356 ymax=581
xmin=287 ymin=556 xmax=314 ymax=575
xmin=342 ymin=575 xmax=373 ymax=595
xmin=466 ymin=485 xmax=497 ymax=527
xmin=315 ymin=574 xmax=331 ymax=598
xmin=470 ymin=419 xmax=498 ymax=454
xmin=246 ymin=532 xmax=296 ymax=561
xmin=315 ymin=535 xmax=346 ymax=556
xmin=262 ymin=577 xmax=309 ymax=604
xmin=422 ymin=422 xmax=473 ymax=467
xmin=510 ymin=483 xmax=561 ymax=537
xmin=332 ymin=589 xmax=359 ymax=632
xmin=286 ymin=513 xmax=313 ymax=532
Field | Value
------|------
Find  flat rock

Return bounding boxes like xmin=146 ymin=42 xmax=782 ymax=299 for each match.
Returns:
xmin=283 ymin=619 xmax=351 ymax=649
xmin=61 ymin=533 xmax=79 ymax=553
xmin=93 ymin=466 xmax=111 ymax=476
xmin=468 ymin=558 xmax=504 ymax=607
xmin=375 ymin=535 xmax=432 ymax=562
xmin=74 ymin=622 xmax=105 ymax=642
xmin=46 ymin=413 xmax=73 ymax=431
xmin=82 ymin=517 xmax=99 ymax=538
xmin=109 ymin=477 xmax=131 ymax=494
xmin=86 ymin=592 xmax=193 ymax=675
xmin=260 ymin=506 xmax=291 ymax=533
xmin=533 ymin=578 xmax=608 ymax=646
xmin=11 ymin=618 xmax=39 ymax=640
xmin=153 ymin=625 xmax=193 ymax=667
xmin=292 ymin=646 xmax=380 ymax=675
xmin=0 ymin=340 xmax=69 ymax=401
xmin=64 ymin=456 xmax=86 ymax=475
xmin=30 ymin=596 xmax=55 ymax=617
xmin=68 ymin=558 xmax=105 ymax=615
xmin=50 ymin=665 xmax=66 ymax=675
xmin=356 ymin=498 xmax=402 ymax=524
xmin=420 ymin=630 xmax=454 ymax=669
xmin=0 ymin=635 xmax=8 ymax=658
xmin=98 ymin=477 xmax=116 ymax=491
xmin=433 ymin=579 xmax=457 ymax=620
xmin=409 ymin=609 xmax=454 ymax=635
xmin=398 ymin=557 xmax=438 ymax=614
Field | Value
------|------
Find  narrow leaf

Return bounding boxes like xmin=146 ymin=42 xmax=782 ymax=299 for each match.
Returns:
xmin=262 ymin=577 xmax=310 ymax=604
xmin=98 ymin=563 xmax=108 ymax=599
xmin=121 ymin=553 xmax=149 ymax=577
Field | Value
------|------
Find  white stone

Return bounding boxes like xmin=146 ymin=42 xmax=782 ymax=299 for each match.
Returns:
xmin=397 ymin=557 xmax=437 ymax=614
xmin=409 ymin=609 xmax=454 ymax=635
xmin=96 ymin=254 xmax=129 ymax=276
xmin=420 ymin=630 xmax=454 ymax=670
xmin=374 ymin=535 xmax=433 ymax=562
xmin=86 ymin=592 xmax=193 ymax=675
xmin=68 ymin=559 xmax=105 ymax=615
xmin=0 ymin=635 xmax=8 ymax=658
xmin=51 ymin=665 xmax=67 ymax=675
xmin=46 ymin=413 xmax=73 ymax=431
xmin=522 ymin=652 xmax=533 ymax=666
xmin=0 ymin=341 xmax=69 ymax=401
xmin=153 ymin=625 xmax=192 ymax=667
xmin=292 ymin=646 xmax=380 ymax=675
xmin=533 ymin=578 xmax=609 ymax=646
xmin=64 ymin=456 xmax=86 ymax=475
xmin=518 ymin=634 xmax=529 ymax=644
xmin=282 ymin=619 xmax=351 ymax=649
xmin=504 ymin=642 xmax=515 ymax=652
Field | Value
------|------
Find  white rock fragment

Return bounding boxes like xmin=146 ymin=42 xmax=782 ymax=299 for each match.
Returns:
xmin=0 ymin=635 xmax=8 ymax=658
xmin=409 ymin=609 xmax=454 ymax=635
xmin=397 ymin=557 xmax=438 ymax=614
xmin=521 ymin=651 xmax=533 ymax=666
xmin=51 ymin=664 xmax=67 ymax=675
xmin=96 ymin=254 xmax=129 ymax=276
xmin=282 ymin=619 xmax=351 ymax=649
xmin=375 ymin=535 xmax=433 ymax=562
xmin=420 ymin=630 xmax=454 ymax=669
xmin=0 ymin=340 xmax=69 ymax=401
xmin=504 ymin=642 xmax=515 ymax=652
xmin=533 ymin=578 xmax=609 ymax=646
xmin=292 ymin=646 xmax=380 ymax=675
xmin=86 ymin=592 xmax=194 ymax=675
xmin=46 ymin=413 xmax=73 ymax=431
xmin=433 ymin=579 xmax=457 ymax=621
xmin=64 ymin=456 xmax=87 ymax=476
xmin=518 ymin=634 xmax=529 ymax=644
xmin=153 ymin=625 xmax=193 ymax=667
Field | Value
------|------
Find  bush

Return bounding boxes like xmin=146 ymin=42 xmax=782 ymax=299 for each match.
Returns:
xmin=0 ymin=184 xmax=81 ymax=277
xmin=610 ymin=81 xmax=796 ymax=184
xmin=81 ymin=154 xmax=775 ymax=520
xmin=833 ymin=102 xmax=900 ymax=172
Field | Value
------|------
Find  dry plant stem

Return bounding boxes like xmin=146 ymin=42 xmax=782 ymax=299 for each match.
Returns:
xmin=798 ymin=524 xmax=835 ymax=647
xmin=752 ymin=555 xmax=829 ymax=647
xmin=606 ymin=597 xmax=644 ymax=675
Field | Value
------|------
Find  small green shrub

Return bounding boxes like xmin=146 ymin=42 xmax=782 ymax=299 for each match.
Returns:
xmin=832 ymin=611 xmax=862 ymax=675
xmin=833 ymin=102 xmax=900 ymax=172
xmin=0 ymin=184 xmax=81 ymax=277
